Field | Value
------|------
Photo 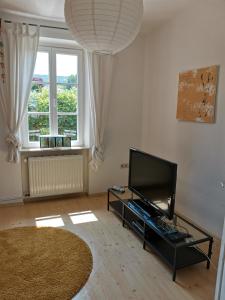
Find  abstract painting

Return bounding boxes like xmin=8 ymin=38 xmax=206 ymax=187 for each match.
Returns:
xmin=176 ymin=65 xmax=218 ymax=123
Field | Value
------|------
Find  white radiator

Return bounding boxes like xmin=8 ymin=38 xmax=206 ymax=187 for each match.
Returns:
xmin=28 ymin=155 xmax=83 ymax=197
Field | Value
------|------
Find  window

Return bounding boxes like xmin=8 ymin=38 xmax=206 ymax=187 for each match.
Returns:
xmin=23 ymin=46 xmax=83 ymax=147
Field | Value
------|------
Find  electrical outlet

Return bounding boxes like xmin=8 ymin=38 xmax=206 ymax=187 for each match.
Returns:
xmin=220 ymin=182 xmax=225 ymax=188
xmin=120 ymin=163 xmax=129 ymax=169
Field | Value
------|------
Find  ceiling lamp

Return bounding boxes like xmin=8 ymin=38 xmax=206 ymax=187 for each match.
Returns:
xmin=64 ymin=0 xmax=143 ymax=55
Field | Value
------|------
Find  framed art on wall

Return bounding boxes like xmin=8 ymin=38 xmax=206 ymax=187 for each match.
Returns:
xmin=55 ymin=137 xmax=63 ymax=148
xmin=176 ymin=65 xmax=218 ymax=123
xmin=40 ymin=136 xmax=49 ymax=148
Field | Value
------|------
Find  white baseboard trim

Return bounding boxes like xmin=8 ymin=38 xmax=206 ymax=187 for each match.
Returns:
xmin=0 ymin=196 xmax=24 ymax=205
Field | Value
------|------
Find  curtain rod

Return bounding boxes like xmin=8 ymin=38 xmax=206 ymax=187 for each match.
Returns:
xmin=4 ymin=19 xmax=69 ymax=31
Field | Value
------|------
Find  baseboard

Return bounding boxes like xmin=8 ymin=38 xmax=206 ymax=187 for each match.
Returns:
xmin=0 ymin=196 xmax=24 ymax=206
xmin=23 ymin=192 xmax=88 ymax=203
xmin=88 ymin=192 xmax=107 ymax=197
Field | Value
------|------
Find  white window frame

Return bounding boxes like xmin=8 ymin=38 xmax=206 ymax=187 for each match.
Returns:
xmin=22 ymin=45 xmax=84 ymax=148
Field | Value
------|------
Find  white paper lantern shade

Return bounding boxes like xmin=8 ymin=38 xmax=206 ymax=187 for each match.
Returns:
xmin=64 ymin=0 xmax=143 ymax=55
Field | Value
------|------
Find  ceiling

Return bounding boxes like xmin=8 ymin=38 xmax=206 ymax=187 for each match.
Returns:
xmin=0 ymin=0 xmax=198 ymax=33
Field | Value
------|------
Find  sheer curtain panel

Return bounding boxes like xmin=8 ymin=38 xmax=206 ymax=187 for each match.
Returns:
xmin=0 ymin=20 xmax=39 ymax=162
xmin=85 ymin=51 xmax=114 ymax=171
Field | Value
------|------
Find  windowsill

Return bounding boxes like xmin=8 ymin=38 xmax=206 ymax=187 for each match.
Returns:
xmin=20 ymin=146 xmax=89 ymax=153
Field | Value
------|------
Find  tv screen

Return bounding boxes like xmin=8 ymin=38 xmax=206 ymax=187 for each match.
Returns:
xmin=128 ymin=148 xmax=177 ymax=219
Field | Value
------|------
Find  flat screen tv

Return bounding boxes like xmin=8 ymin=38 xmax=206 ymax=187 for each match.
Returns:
xmin=128 ymin=148 xmax=177 ymax=220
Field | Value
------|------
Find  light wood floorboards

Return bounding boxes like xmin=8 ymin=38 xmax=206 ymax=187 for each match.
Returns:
xmin=0 ymin=194 xmax=219 ymax=300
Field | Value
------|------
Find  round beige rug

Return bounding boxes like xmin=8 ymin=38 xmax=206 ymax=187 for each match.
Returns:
xmin=0 ymin=227 xmax=93 ymax=300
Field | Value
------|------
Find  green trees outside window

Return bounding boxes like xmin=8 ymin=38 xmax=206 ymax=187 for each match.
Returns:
xmin=28 ymin=75 xmax=78 ymax=142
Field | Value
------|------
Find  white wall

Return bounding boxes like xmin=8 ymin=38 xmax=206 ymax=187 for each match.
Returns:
xmin=89 ymin=36 xmax=145 ymax=194
xmin=141 ymin=0 xmax=225 ymax=237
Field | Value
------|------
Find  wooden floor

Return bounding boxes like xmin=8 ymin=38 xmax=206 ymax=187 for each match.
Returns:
xmin=0 ymin=194 xmax=219 ymax=300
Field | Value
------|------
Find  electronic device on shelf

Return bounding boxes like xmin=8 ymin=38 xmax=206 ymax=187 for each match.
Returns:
xmin=132 ymin=220 xmax=144 ymax=234
xmin=111 ymin=185 xmax=125 ymax=193
xmin=166 ymin=231 xmax=191 ymax=243
xmin=154 ymin=217 xmax=178 ymax=235
xmin=128 ymin=200 xmax=151 ymax=219
xmin=128 ymin=148 xmax=177 ymax=220
xmin=127 ymin=200 xmax=191 ymax=242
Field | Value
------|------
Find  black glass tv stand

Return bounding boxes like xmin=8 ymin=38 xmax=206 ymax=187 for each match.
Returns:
xmin=107 ymin=187 xmax=213 ymax=281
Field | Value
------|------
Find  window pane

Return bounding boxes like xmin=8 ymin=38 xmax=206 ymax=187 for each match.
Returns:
xmin=29 ymin=115 xmax=50 ymax=142
xmin=58 ymin=115 xmax=77 ymax=140
xmin=33 ymin=52 xmax=49 ymax=83
xmin=57 ymin=85 xmax=77 ymax=113
xmin=56 ymin=54 xmax=78 ymax=84
xmin=28 ymin=84 xmax=49 ymax=112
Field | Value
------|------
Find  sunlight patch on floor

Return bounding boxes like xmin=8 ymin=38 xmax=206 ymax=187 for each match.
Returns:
xmin=69 ymin=211 xmax=98 ymax=224
xmin=35 ymin=215 xmax=64 ymax=227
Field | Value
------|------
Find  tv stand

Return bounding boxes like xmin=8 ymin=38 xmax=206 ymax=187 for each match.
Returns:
xmin=107 ymin=187 xmax=213 ymax=281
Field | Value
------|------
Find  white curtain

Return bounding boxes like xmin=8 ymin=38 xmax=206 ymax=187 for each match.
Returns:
xmin=0 ymin=20 xmax=39 ymax=162
xmin=85 ymin=51 xmax=114 ymax=171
